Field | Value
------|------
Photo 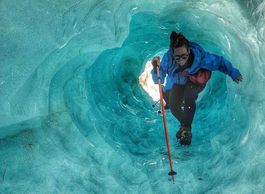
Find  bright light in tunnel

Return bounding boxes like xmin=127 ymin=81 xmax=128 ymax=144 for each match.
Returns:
xmin=139 ymin=60 xmax=159 ymax=102
xmin=139 ymin=59 xmax=167 ymax=102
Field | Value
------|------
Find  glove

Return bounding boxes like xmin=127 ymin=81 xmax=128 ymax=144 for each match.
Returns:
xmin=151 ymin=56 xmax=160 ymax=73
xmin=176 ymin=127 xmax=192 ymax=146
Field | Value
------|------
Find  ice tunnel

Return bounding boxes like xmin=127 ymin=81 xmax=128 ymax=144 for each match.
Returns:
xmin=1 ymin=0 xmax=265 ymax=193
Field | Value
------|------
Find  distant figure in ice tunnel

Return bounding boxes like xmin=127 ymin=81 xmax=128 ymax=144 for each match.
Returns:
xmin=151 ymin=31 xmax=243 ymax=146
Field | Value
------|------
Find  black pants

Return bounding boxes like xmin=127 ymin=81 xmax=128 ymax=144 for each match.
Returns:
xmin=163 ymin=82 xmax=205 ymax=129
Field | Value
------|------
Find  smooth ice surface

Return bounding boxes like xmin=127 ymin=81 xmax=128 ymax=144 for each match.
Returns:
xmin=1 ymin=0 xmax=265 ymax=193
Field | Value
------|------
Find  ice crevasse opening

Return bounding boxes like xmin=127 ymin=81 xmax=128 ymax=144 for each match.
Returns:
xmin=0 ymin=0 xmax=265 ymax=193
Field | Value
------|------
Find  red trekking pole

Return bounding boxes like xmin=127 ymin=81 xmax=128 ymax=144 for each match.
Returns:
xmin=156 ymin=64 xmax=177 ymax=183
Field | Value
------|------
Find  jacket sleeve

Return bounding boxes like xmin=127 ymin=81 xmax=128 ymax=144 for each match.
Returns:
xmin=205 ymin=52 xmax=241 ymax=81
xmin=151 ymin=52 xmax=169 ymax=84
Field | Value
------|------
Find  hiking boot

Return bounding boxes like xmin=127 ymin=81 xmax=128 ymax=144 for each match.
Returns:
xmin=176 ymin=126 xmax=192 ymax=146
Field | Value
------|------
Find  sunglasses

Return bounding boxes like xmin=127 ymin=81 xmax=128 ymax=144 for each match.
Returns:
xmin=173 ymin=52 xmax=190 ymax=61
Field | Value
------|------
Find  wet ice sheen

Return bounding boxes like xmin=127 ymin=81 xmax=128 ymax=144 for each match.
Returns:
xmin=0 ymin=0 xmax=265 ymax=193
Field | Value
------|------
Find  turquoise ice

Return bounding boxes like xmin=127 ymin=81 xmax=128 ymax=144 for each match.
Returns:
xmin=0 ymin=0 xmax=265 ymax=193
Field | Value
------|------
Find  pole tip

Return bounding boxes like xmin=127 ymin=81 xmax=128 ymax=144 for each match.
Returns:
xmin=168 ymin=170 xmax=177 ymax=176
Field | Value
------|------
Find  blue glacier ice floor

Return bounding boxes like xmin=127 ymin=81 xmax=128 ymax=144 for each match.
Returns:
xmin=1 ymin=0 xmax=265 ymax=193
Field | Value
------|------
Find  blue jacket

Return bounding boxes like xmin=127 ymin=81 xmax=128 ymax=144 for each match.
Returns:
xmin=151 ymin=42 xmax=241 ymax=91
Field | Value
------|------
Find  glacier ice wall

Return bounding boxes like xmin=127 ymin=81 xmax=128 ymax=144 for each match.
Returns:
xmin=0 ymin=0 xmax=265 ymax=193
